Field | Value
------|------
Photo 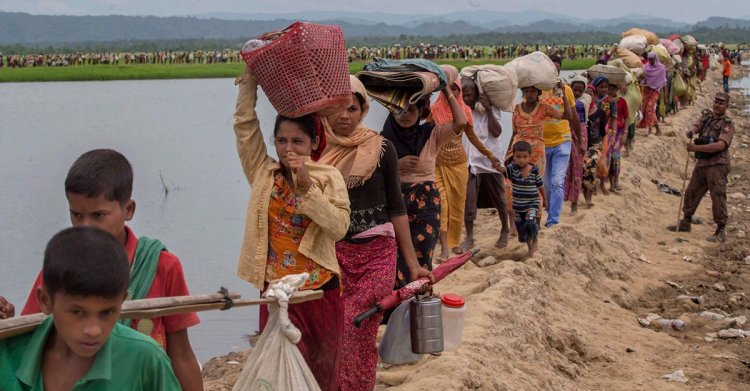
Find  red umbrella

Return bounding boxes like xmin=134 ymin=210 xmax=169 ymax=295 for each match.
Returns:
xmin=353 ymin=249 xmax=478 ymax=327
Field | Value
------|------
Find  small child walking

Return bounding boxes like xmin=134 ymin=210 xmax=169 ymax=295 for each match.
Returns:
xmin=500 ymin=141 xmax=546 ymax=256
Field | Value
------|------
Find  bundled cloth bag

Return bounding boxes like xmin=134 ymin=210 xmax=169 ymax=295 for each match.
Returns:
xmin=460 ymin=64 xmax=518 ymax=112
xmin=241 ymin=22 xmax=351 ymax=118
xmin=232 ymin=273 xmax=321 ymax=391
xmin=672 ymin=54 xmax=683 ymax=65
xmin=648 ymin=44 xmax=674 ymax=68
xmin=357 ymin=58 xmax=447 ymax=114
xmin=506 ymin=51 xmax=558 ymax=91
xmin=673 ymin=73 xmax=688 ymax=97
xmin=671 ymin=39 xmax=685 ymax=55
xmin=619 ymin=35 xmax=648 ymax=56
xmin=587 ymin=64 xmax=629 ymax=87
xmin=615 ymin=47 xmax=644 ymax=68
xmin=608 ymin=59 xmax=642 ymax=126
xmin=680 ymin=35 xmax=698 ymax=49
xmin=659 ymin=38 xmax=681 ymax=55
xmin=622 ymin=28 xmax=659 ymax=45
xmin=709 ymin=54 xmax=720 ymax=70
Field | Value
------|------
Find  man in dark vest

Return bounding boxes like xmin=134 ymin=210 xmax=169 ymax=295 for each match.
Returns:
xmin=669 ymin=92 xmax=735 ymax=242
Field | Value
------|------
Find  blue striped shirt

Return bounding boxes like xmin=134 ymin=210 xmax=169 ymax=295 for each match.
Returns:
xmin=507 ymin=163 xmax=543 ymax=213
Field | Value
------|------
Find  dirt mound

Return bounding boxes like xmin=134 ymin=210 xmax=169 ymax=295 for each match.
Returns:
xmin=203 ymin=64 xmax=750 ymax=390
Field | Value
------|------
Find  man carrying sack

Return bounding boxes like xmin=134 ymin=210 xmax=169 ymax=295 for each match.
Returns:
xmin=668 ymin=92 xmax=734 ymax=242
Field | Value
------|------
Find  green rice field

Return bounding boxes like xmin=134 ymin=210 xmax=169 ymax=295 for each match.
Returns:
xmin=0 ymin=59 xmax=597 ymax=83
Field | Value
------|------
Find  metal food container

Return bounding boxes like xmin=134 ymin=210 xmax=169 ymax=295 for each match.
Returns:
xmin=409 ymin=295 xmax=444 ymax=354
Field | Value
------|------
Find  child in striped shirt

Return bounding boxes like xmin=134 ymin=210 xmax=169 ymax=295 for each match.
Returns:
xmin=501 ymin=141 xmax=546 ymax=256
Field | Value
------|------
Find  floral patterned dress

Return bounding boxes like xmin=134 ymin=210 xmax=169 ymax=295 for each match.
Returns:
xmin=266 ymin=171 xmax=334 ymax=290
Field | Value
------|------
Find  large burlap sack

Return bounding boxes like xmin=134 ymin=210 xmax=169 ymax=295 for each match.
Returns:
xmin=587 ymin=64 xmax=629 ymax=86
xmin=622 ymin=28 xmax=659 ymax=46
xmin=460 ymin=64 xmax=518 ymax=112
xmin=648 ymin=44 xmax=673 ymax=68
xmin=680 ymin=35 xmax=698 ymax=49
xmin=673 ymin=73 xmax=688 ymax=97
xmin=659 ymin=38 xmax=681 ymax=55
xmin=506 ymin=52 xmax=558 ymax=91
xmin=619 ymin=35 xmax=648 ymax=56
xmin=615 ymin=47 xmax=644 ymax=68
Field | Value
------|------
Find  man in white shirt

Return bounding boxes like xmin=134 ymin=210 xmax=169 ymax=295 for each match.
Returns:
xmin=460 ymin=77 xmax=513 ymax=249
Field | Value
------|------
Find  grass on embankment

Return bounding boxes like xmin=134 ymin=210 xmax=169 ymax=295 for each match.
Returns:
xmin=0 ymin=59 xmax=596 ymax=83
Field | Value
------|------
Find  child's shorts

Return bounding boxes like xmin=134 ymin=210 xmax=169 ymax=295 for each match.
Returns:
xmin=514 ymin=209 xmax=539 ymax=243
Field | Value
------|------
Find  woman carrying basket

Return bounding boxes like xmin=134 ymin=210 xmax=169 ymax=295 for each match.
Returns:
xmin=320 ymin=76 xmax=433 ymax=391
xmin=232 ymin=67 xmax=350 ymax=391
xmin=380 ymin=79 xmax=467 ymax=288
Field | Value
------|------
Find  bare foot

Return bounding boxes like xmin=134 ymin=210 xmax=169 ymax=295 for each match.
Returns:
xmin=600 ymin=182 xmax=610 ymax=196
xmin=458 ymin=239 xmax=474 ymax=253
xmin=451 ymin=246 xmax=463 ymax=255
xmin=527 ymin=239 xmax=538 ymax=257
xmin=495 ymin=233 xmax=509 ymax=249
xmin=570 ymin=203 xmax=578 ymax=216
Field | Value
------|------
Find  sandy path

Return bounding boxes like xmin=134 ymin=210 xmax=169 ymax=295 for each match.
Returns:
xmin=203 ymin=62 xmax=750 ymax=391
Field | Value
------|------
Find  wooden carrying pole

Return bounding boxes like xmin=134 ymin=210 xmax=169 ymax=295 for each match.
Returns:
xmin=0 ymin=289 xmax=323 ymax=340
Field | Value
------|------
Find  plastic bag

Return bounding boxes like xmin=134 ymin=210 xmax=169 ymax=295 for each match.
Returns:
xmin=461 ymin=64 xmax=518 ymax=112
xmin=506 ymin=52 xmax=558 ymax=91
xmin=378 ymin=299 xmax=423 ymax=365
xmin=232 ymin=274 xmax=321 ymax=391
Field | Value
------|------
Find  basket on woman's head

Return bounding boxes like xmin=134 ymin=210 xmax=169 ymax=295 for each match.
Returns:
xmin=242 ymin=21 xmax=352 ymax=118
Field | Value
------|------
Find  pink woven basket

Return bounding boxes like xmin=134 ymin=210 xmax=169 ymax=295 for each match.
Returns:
xmin=242 ymin=22 xmax=351 ymax=118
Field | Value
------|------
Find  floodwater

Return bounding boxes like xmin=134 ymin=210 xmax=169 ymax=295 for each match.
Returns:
xmin=0 ymin=70 xmax=579 ymax=362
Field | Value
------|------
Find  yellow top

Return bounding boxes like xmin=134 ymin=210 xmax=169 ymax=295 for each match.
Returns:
xmin=540 ymin=84 xmax=576 ymax=148
xmin=233 ymin=73 xmax=350 ymax=289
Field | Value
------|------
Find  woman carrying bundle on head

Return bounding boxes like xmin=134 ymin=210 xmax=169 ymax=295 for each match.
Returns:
xmin=431 ymin=65 xmax=505 ymax=259
xmin=232 ymin=67 xmax=351 ymax=391
xmin=318 ymin=76 xmax=433 ymax=391
xmin=379 ymin=75 xmax=467 ymax=289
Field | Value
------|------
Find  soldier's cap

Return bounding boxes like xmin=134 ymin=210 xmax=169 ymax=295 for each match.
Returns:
xmin=715 ymin=92 xmax=730 ymax=102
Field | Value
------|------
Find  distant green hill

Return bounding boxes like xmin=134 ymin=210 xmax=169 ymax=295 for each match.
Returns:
xmin=0 ymin=11 xmax=747 ymax=51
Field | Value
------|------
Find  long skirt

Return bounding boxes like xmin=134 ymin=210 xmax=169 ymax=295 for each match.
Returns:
xmin=582 ymin=143 xmax=601 ymax=191
xmin=564 ymin=123 xmax=587 ymax=203
xmin=637 ymin=86 xmax=660 ymax=128
xmin=608 ymin=126 xmax=625 ymax=179
xmin=259 ymin=286 xmax=343 ymax=391
xmin=435 ymin=163 xmax=469 ymax=249
xmin=337 ymin=236 xmax=397 ymax=391
xmin=396 ymin=181 xmax=440 ymax=288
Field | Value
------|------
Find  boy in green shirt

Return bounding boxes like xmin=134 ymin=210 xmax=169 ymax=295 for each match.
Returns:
xmin=0 ymin=226 xmax=181 ymax=390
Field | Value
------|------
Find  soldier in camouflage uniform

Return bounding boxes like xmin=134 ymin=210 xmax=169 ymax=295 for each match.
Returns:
xmin=669 ymin=92 xmax=735 ymax=242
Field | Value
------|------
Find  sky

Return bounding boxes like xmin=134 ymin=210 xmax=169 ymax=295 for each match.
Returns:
xmin=1 ymin=0 xmax=748 ymax=23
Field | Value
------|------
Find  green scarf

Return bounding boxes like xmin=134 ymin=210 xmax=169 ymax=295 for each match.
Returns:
xmin=119 ymin=236 xmax=165 ymax=328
